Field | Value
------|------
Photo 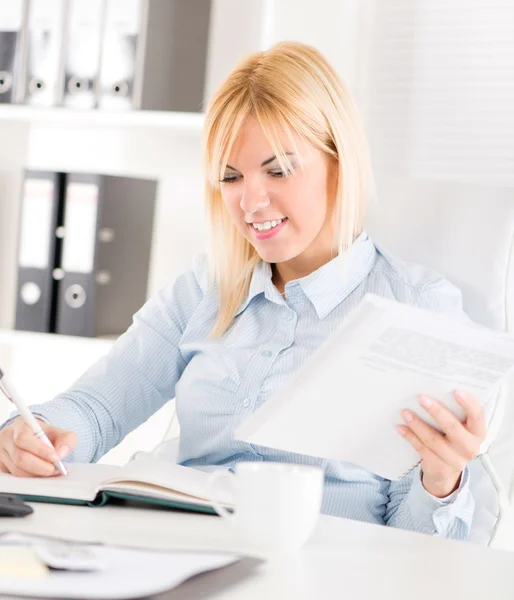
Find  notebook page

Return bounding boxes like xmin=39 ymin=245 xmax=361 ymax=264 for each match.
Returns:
xmin=100 ymin=458 xmax=233 ymax=505
xmin=0 ymin=464 xmax=121 ymax=502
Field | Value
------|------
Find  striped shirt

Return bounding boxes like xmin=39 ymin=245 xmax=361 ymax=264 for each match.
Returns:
xmin=14 ymin=231 xmax=474 ymax=539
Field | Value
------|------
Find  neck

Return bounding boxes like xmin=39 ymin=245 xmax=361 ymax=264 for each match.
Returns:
xmin=271 ymin=229 xmax=362 ymax=293
xmin=272 ymin=248 xmax=337 ymax=294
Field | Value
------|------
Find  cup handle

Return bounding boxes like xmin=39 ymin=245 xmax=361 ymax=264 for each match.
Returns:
xmin=208 ymin=470 xmax=236 ymax=523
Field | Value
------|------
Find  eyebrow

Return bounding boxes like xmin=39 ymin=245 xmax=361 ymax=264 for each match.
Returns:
xmin=226 ymin=152 xmax=295 ymax=171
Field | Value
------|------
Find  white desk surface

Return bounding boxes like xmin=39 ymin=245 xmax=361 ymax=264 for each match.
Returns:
xmin=0 ymin=502 xmax=513 ymax=600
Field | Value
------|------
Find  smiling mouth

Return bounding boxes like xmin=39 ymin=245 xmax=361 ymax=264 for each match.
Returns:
xmin=249 ymin=217 xmax=288 ymax=232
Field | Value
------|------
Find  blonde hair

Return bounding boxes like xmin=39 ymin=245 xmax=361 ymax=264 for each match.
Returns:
xmin=203 ymin=41 xmax=375 ymax=337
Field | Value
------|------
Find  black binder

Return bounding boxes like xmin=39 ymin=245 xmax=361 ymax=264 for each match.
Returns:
xmin=15 ymin=170 xmax=65 ymax=333
xmin=98 ymin=0 xmax=212 ymax=112
xmin=0 ymin=0 xmax=27 ymax=104
xmin=55 ymin=173 xmax=157 ymax=337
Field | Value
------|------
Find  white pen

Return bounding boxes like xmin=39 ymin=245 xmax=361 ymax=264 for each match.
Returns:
xmin=0 ymin=367 xmax=67 ymax=476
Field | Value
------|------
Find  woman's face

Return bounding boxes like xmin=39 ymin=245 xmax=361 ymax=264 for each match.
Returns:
xmin=220 ymin=116 xmax=337 ymax=267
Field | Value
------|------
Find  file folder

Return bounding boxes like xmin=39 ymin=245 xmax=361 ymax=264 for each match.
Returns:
xmin=98 ymin=0 xmax=212 ymax=112
xmin=15 ymin=170 xmax=65 ymax=333
xmin=0 ymin=0 xmax=26 ymax=104
xmin=55 ymin=173 xmax=157 ymax=337
xmin=22 ymin=0 xmax=67 ymax=107
xmin=61 ymin=0 xmax=105 ymax=109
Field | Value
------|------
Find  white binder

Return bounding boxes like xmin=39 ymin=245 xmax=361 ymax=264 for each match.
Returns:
xmin=97 ymin=0 xmax=140 ymax=110
xmin=61 ymin=0 xmax=105 ymax=109
xmin=22 ymin=0 xmax=67 ymax=106
xmin=98 ymin=0 xmax=211 ymax=112
xmin=0 ymin=0 xmax=26 ymax=104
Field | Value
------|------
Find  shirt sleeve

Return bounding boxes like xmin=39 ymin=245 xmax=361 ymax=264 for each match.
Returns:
xmin=384 ymin=465 xmax=474 ymax=539
xmin=0 ymin=256 xmax=207 ymax=463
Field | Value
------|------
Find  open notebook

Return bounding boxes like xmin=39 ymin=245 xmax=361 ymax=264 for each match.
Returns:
xmin=0 ymin=459 xmax=231 ymax=515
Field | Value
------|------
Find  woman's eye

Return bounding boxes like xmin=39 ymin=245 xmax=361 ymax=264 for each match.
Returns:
xmin=220 ymin=175 xmax=240 ymax=183
xmin=269 ymin=168 xmax=294 ymax=178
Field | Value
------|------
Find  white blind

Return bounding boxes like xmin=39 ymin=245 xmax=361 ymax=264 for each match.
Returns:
xmin=358 ymin=0 xmax=514 ymax=186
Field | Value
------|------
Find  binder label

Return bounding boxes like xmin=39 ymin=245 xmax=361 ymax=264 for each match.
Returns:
xmin=62 ymin=182 xmax=99 ymax=274
xmin=0 ymin=1 xmax=24 ymax=31
xmin=19 ymin=179 xmax=55 ymax=269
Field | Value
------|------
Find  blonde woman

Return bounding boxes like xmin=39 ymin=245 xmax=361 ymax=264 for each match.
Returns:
xmin=0 ymin=42 xmax=485 ymax=540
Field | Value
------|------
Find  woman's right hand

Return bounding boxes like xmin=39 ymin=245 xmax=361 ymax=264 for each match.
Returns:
xmin=0 ymin=417 xmax=77 ymax=477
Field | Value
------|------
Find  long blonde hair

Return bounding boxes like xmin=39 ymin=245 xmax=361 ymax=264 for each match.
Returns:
xmin=203 ymin=41 xmax=375 ymax=337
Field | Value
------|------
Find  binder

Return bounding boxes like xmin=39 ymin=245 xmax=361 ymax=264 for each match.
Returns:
xmin=98 ymin=0 xmax=212 ymax=112
xmin=55 ymin=173 xmax=157 ymax=337
xmin=0 ymin=0 xmax=27 ymax=104
xmin=15 ymin=170 xmax=65 ymax=333
xmin=61 ymin=0 xmax=105 ymax=109
xmin=22 ymin=0 xmax=67 ymax=107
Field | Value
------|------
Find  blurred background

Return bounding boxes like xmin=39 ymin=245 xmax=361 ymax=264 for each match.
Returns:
xmin=0 ymin=0 xmax=513 ymax=463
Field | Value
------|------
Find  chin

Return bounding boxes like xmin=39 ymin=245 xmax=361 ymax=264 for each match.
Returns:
xmin=254 ymin=244 xmax=302 ymax=264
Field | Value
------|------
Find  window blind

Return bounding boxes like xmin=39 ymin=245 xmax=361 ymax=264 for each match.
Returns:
xmin=358 ymin=0 xmax=514 ymax=186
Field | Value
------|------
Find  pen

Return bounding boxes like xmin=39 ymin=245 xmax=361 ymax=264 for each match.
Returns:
xmin=0 ymin=367 xmax=67 ymax=476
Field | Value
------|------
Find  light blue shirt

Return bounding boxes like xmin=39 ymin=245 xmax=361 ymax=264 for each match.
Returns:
xmin=10 ymin=231 xmax=474 ymax=539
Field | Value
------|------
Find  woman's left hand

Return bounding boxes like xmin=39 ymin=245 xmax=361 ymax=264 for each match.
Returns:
xmin=397 ymin=390 xmax=486 ymax=498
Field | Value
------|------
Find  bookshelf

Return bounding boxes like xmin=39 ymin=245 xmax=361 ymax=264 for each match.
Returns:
xmin=0 ymin=105 xmax=205 ymax=131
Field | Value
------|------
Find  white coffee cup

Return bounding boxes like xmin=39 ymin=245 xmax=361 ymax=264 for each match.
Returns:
xmin=209 ymin=462 xmax=324 ymax=555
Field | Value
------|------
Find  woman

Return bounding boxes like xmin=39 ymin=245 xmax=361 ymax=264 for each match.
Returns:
xmin=0 ymin=42 xmax=485 ymax=540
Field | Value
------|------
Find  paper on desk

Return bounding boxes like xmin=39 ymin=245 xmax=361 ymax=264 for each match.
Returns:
xmin=236 ymin=293 xmax=514 ymax=480
xmin=0 ymin=533 xmax=239 ymax=599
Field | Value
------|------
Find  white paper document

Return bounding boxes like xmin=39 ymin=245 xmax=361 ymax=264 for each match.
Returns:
xmin=0 ymin=533 xmax=239 ymax=599
xmin=236 ymin=293 xmax=514 ymax=480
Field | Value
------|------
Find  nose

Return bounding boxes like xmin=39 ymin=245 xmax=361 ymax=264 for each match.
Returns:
xmin=240 ymin=184 xmax=270 ymax=216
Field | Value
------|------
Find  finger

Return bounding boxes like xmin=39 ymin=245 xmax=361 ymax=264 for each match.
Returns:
xmin=5 ymin=442 xmax=59 ymax=477
xmin=396 ymin=425 xmax=447 ymax=469
xmin=46 ymin=429 xmax=78 ymax=460
xmin=0 ymin=448 xmax=12 ymax=474
xmin=12 ymin=424 xmax=60 ymax=463
xmin=418 ymin=394 xmax=477 ymax=457
xmin=0 ymin=450 xmax=34 ymax=477
xmin=455 ymin=390 xmax=487 ymax=439
xmin=401 ymin=410 xmax=467 ymax=472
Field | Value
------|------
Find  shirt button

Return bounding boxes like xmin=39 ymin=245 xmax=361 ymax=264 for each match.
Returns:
xmin=287 ymin=312 xmax=294 ymax=321
xmin=261 ymin=349 xmax=273 ymax=358
xmin=243 ymin=398 xmax=250 ymax=408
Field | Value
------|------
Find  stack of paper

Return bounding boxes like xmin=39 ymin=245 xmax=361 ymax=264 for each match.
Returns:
xmin=0 ymin=533 xmax=239 ymax=599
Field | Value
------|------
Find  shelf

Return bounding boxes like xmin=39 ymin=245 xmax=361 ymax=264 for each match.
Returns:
xmin=0 ymin=105 xmax=205 ymax=132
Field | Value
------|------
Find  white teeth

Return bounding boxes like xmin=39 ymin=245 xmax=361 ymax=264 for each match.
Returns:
xmin=252 ymin=218 xmax=285 ymax=232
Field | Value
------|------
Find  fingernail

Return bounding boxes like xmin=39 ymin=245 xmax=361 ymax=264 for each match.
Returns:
xmin=58 ymin=445 xmax=69 ymax=459
xmin=419 ymin=395 xmax=433 ymax=409
xmin=455 ymin=390 xmax=467 ymax=403
xmin=397 ymin=425 xmax=407 ymax=436
xmin=402 ymin=410 xmax=414 ymax=423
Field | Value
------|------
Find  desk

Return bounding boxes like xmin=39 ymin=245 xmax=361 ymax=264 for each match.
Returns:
xmin=1 ymin=502 xmax=513 ymax=600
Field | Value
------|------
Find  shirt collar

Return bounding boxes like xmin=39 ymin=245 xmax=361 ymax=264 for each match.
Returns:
xmin=235 ymin=230 xmax=376 ymax=319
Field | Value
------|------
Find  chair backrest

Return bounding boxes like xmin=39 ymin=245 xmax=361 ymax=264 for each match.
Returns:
xmin=365 ymin=176 xmax=514 ymax=548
